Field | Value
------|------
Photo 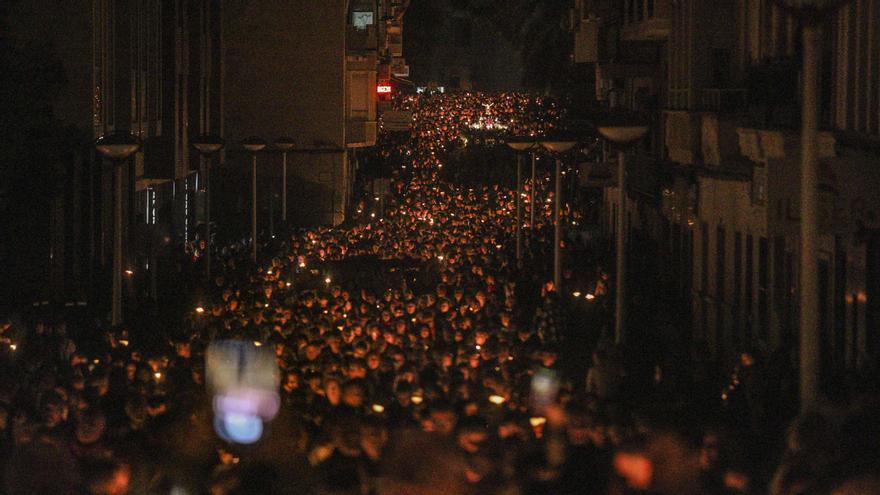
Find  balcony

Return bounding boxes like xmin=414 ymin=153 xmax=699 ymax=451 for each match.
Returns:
xmin=346 ymin=120 xmax=378 ymax=147
xmin=622 ymin=16 xmax=671 ymax=41
xmin=664 ymin=110 xmax=702 ymax=165
xmin=388 ymin=33 xmax=403 ymax=58
xmin=573 ymin=17 xmax=599 ymax=64
xmin=701 ymin=89 xmax=747 ymax=114
xmin=622 ymin=0 xmax=671 ymax=41
xmin=347 ymin=25 xmax=378 ymax=53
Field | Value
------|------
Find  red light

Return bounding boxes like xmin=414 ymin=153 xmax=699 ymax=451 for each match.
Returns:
xmin=377 ymin=85 xmax=392 ymax=94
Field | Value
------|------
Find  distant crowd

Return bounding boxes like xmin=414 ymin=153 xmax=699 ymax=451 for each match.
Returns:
xmin=2 ymin=91 xmax=878 ymax=495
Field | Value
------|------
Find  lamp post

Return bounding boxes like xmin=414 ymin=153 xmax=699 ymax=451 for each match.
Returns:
xmin=539 ymin=138 xmax=579 ymax=292
xmin=506 ymin=138 xmax=536 ymax=267
xmin=596 ymin=125 xmax=648 ymax=345
xmin=191 ymin=134 xmax=225 ymax=282
xmin=242 ymin=137 xmax=267 ymax=262
xmin=95 ymin=132 xmax=141 ymax=326
xmin=530 ymin=149 xmax=537 ymax=230
xmin=275 ymin=137 xmax=296 ymax=224
xmin=771 ymin=0 xmax=849 ymax=410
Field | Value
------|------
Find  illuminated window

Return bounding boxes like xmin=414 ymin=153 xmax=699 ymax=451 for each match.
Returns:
xmin=352 ymin=11 xmax=374 ymax=30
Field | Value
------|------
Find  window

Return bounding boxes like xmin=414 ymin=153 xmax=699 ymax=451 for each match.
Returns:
xmin=759 ymin=237 xmax=769 ymax=340
xmin=752 ymin=166 xmax=767 ymax=205
xmin=717 ymin=226 xmax=727 ymax=354
xmin=352 ymin=11 xmax=374 ymax=30
xmin=701 ymin=223 xmax=709 ymax=293
xmin=710 ymin=49 xmax=731 ymax=88
xmin=349 ymin=72 xmax=369 ymax=119
xmin=745 ymin=234 xmax=754 ymax=341
xmin=734 ymin=232 xmax=742 ymax=346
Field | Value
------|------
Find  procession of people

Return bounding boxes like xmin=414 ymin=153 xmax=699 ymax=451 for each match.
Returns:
xmin=1 ymin=91 xmax=878 ymax=495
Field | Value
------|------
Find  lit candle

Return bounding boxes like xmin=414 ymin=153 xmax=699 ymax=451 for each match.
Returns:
xmin=488 ymin=394 xmax=506 ymax=405
xmin=529 ymin=417 xmax=547 ymax=427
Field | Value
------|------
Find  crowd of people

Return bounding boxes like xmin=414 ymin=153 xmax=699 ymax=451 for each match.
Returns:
xmin=2 ymin=91 xmax=879 ymax=495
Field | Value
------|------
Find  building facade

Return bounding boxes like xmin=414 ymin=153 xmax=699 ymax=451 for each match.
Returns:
xmin=573 ymin=0 xmax=880 ymax=371
xmin=6 ymin=0 xmax=223 ymax=308
xmin=3 ymin=0 xmax=406 ymax=312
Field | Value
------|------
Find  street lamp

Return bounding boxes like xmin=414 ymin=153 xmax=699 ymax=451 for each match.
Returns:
xmin=506 ymin=137 xmax=537 ymax=267
xmin=95 ymin=131 xmax=141 ymax=327
xmin=539 ymin=137 xmax=579 ymax=292
xmin=596 ymin=124 xmax=648 ymax=345
xmin=191 ymin=134 xmax=225 ymax=282
xmin=242 ymin=137 xmax=267 ymax=262
xmin=771 ymin=0 xmax=849 ymax=410
xmin=274 ymin=137 xmax=296 ymax=224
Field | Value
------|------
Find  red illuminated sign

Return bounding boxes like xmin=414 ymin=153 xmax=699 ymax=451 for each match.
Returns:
xmin=377 ymin=84 xmax=392 ymax=94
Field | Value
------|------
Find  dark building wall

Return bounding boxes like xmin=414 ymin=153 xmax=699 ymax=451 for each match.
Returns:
xmin=222 ymin=0 xmax=350 ymax=226
xmin=223 ymin=0 xmax=346 ymax=145
xmin=2 ymin=0 xmax=224 ymax=308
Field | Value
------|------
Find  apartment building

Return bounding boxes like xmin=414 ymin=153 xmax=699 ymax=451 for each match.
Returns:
xmin=3 ymin=0 xmax=408 ymax=310
xmin=5 ymin=0 xmax=223 ymax=306
xmin=223 ymin=0 xmax=409 ymax=227
xmin=573 ymin=0 xmax=880 ymax=370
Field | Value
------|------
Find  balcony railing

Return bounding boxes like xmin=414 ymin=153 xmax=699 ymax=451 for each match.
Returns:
xmin=346 ymin=120 xmax=378 ymax=147
xmin=347 ymin=25 xmax=378 ymax=52
xmin=668 ymin=89 xmax=691 ymax=110
xmin=701 ymin=89 xmax=747 ymax=113
xmin=666 ymin=88 xmax=747 ymax=113
xmin=388 ymin=33 xmax=403 ymax=57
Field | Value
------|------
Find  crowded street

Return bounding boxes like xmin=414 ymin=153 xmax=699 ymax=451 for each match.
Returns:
xmin=2 ymin=91 xmax=879 ymax=495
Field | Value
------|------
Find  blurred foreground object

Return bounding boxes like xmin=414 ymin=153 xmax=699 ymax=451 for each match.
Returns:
xmin=207 ymin=340 xmax=280 ymax=444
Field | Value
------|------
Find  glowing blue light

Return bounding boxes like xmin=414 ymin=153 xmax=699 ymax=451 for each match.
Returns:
xmin=214 ymin=413 xmax=263 ymax=444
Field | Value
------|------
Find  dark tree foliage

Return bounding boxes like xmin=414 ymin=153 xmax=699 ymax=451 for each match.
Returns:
xmin=0 ymin=6 xmax=83 ymax=307
xmin=460 ymin=0 xmax=574 ymax=92
xmin=405 ymin=0 xmax=574 ymax=92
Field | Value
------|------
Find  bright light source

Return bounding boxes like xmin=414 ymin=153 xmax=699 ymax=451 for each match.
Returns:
xmin=572 ymin=291 xmax=582 ymax=298
xmin=377 ymin=85 xmax=392 ymax=94
xmin=124 ymin=269 xmax=134 ymax=276
xmin=267 ymin=269 xmax=273 ymax=275
xmin=585 ymin=293 xmax=596 ymax=300
xmin=264 ymin=303 xmax=270 ymax=308
xmin=299 ymin=262 xmax=306 ymax=268
xmin=119 ymin=339 xmax=129 ymax=346
xmin=154 ymin=372 xmax=162 ymax=380
xmin=411 ymin=395 xmax=423 ymax=405
xmin=285 ymin=282 xmax=291 ymax=287
xmin=9 ymin=344 xmax=17 ymax=351
xmin=253 ymin=341 xmax=262 ymax=347
xmin=325 ymin=277 xmax=331 ymax=284
xmin=195 ymin=306 xmax=205 ymax=314
xmin=529 ymin=417 xmax=547 ymax=427
xmin=215 ymin=413 xmax=263 ymax=445
xmin=437 ymin=255 xmax=444 ymax=261
xmin=475 ymin=345 xmax=482 ymax=351
xmin=372 ymin=404 xmax=385 ymax=413
xmin=488 ymin=394 xmax=506 ymax=405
